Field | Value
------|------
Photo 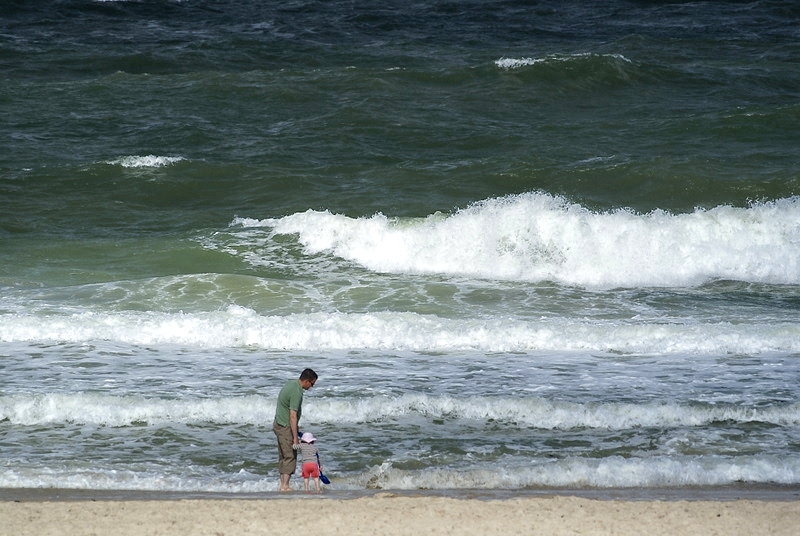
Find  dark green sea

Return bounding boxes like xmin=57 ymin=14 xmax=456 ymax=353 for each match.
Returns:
xmin=1 ymin=0 xmax=799 ymax=493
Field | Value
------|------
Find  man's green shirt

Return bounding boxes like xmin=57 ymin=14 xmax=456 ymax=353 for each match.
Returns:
xmin=274 ymin=379 xmax=303 ymax=427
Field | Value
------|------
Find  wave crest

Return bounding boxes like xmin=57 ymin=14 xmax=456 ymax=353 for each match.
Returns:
xmin=2 ymin=308 xmax=798 ymax=354
xmin=495 ymin=53 xmax=632 ymax=70
xmin=234 ymin=193 xmax=800 ymax=289
xmin=106 ymin=155 xmax=186 ymax=168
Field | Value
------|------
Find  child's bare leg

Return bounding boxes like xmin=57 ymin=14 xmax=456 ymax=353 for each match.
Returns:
xmin=304 ymin=477 xmax=309 ymax=492
xmin=314 ymin=477 xmax=321 ymax=492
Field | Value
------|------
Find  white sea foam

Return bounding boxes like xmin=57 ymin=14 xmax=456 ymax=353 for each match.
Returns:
xmin=1 ymin=308 xmax=798 ymax=354
xmin=353 ymin=455 xmax=800 ymax=490
xmin=310 ymin=395 xmax=800 ymax=429
xmin=106 ymin=155 xmax=186 ymax=168
xmin=3 ymin=453 xmax=796 ymax=491
xmin=494 ymin=53 xmax=632 ymax=70
xmin=233 ymin=194 xmax=800 ymax=289
xmin=2 ymin=392 xmax=797 ymax=429
xmin=495 ymin=56 xmax=547 ymax=69
xmin=2 ymin=389 xmax=799 ymax=491
xmin=2 ymin=454 xmax=798 ymax=491
xmin=0 ymin=466 xmax=276 ymax=493
xmin=0 ymin=393 xmax=271 ymax=427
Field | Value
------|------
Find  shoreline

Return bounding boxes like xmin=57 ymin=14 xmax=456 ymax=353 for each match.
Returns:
xmin=4 ymin=484 xmax=800 ymax=502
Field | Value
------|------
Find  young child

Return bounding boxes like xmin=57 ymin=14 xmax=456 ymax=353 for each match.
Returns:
xmin=298 ymin=431 xmax=323 ymax=492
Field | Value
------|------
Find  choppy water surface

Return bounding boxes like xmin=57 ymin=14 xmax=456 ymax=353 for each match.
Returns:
xmin=1 ymin=0 xmax=799 ymax=492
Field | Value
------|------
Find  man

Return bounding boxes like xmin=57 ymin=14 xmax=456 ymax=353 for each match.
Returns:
xmin=273 ymin=368 xmax=318 ymax=491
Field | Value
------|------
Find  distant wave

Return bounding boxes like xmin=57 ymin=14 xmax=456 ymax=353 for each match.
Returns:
xmin=494 ymin=53 xmax=632 ymax=70
xmin=234 ymin=193 xmax=800 ymax=289
xmin=1 ymin=307 xmax=798 ymax=354
xmin=105 ymin=155 xmax=186 ymax=168
xmin=493 ymin=53 xmax=638 ymax=87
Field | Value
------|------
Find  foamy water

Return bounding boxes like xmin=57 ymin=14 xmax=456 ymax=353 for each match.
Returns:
xmin=2 ymin=327 xmax=799 ymax=492
xmin=233 ymin=194 xmax=800 ymax=288
xmin=1 ymin=307 xmax=798 ymax=354
xmin=106 ymin=155 xmax=186 ymax=168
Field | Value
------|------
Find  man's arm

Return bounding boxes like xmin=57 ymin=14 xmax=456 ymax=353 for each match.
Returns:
xmin=289 ymin=409 xmax=299 ymax=446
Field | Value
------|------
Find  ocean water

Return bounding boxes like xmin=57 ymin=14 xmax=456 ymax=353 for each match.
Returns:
xmin=1 ymin=0 xmax=799 ymax=494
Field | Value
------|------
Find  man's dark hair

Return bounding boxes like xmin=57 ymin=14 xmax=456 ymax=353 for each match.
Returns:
xmin=300 ymin=368 xmax=318 ymax=381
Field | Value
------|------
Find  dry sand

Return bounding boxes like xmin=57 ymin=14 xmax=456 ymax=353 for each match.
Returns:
xmin=2 ymin=492 xmax=799 ymax=536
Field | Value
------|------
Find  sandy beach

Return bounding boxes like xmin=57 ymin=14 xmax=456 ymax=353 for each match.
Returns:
xmin=2 ymin=491 xmax=799 ymax=536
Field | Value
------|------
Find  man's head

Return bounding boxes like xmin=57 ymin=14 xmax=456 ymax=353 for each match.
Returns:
xmin=299 ymin=368 xmax=318 ymax=390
